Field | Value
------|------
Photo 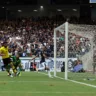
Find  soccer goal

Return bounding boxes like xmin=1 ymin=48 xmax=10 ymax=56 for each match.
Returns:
xmin=54 ymin=21 xmax=96 ymax=83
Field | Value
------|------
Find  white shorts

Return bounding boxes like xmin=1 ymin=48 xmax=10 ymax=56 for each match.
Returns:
xmin=38 ymin=62 xmax=49 ymax=71
xmin=41 ymin=62 xmax=49 ymax=68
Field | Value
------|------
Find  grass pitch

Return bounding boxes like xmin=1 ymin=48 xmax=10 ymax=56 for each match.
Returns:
xmin=0 ymin=71 xmax=96 ymax=96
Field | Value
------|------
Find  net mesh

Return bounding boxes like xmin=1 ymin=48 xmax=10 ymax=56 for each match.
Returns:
xmin=55 ymin=23 xmax=96 ymax=82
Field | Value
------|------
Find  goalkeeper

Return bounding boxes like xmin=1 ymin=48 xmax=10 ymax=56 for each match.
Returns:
xmin=11 ymin=55 xmax=22 ymax=76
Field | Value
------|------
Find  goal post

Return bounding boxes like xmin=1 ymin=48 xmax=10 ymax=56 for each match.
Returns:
xmin=65 ymin=22 xmax=68 ymax=80
xmin=54 ymin=28 xmax=57 ymax=77
xmin=54 ymin=21 xmax=96 ymax=82
xmin=54 ymin=21 xmax=69 ymax=80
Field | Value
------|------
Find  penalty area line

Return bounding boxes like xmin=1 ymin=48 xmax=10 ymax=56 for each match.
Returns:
xmin=0 ymin=81 xmax=52 ymax=83
xmin=0 ymin=91 xmax=96 ymax=94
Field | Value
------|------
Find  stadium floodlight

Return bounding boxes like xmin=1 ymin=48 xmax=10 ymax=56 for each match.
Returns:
xmin=73 ymin=9 xmax=77 ymax=11
xmin=40 ymin=6 xmax=44 ymax=11
xmin=40 ymin=6 xmax=43 ymax=9
xmin=18 ymin=10 xmax=22 ymax=12
xmin=33 ymin=10 xmax=38 ymax=12
xmin=57 ymin=9 xmax=62 ymax=11
xmin=2 ymin=7 xmax=4 ymax=8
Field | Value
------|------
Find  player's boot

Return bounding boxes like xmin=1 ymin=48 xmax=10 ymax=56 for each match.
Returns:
xmin=7 ymin=73 xmax=13 ymax=77
xmin=7 ymin=72 xmax=13 ymax=77
xmin=16 ymin=71 xmax=21 ymax=76
xmin=18 ymin=72 xmax=21 ymax=76
xmin=48 ymin=71 xmax=53 ymax=78
xmin=36 ymin=68 xmax=38 ymax=72
xmin=10 ymin=74 xmax=13 ymax=77
xmin=7 ymin=73 xmax=10 ymax=76
xmin=49 ymin=74 xmax=53 ymax=78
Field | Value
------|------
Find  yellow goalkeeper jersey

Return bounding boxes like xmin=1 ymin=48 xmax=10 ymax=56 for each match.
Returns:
xmin=0 ymin=46 xmax=9 ymax=59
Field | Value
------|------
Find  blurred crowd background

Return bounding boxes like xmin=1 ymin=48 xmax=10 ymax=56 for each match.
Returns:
xmin=0 ymin=15 xmax=93 ymax=58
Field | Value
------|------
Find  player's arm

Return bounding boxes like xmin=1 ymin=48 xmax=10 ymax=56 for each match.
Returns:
xmin=17 ymin=59 xmax=22 ymax=68
xmin=10 ymin=55 xmax=14 ymax=59
xmin=31 ymin=55 xmax=38 ymax=60
xmin=29 ymin=53 xmax=39 ymax=63
xmin=0 ymin=53 xmax=5 ymax=56
xmin=0 ymin=49 xmax=5 ymax=56
xmin=8 ymin=47 xmax=11 ymax=52
xmin=43 ymin=53 xmax=53 ymax=61
xmin=43 ymin=53 xmax=47 ymax=58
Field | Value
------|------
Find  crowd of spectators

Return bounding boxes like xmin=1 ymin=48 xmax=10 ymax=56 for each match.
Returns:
xmin=57 ymin=32 xmax=91 ymax=58
xmin=0 ymin=15 xmax=94 ymax=58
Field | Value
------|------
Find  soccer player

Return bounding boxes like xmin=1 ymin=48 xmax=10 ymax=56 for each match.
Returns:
xmin=0 ymin=41 xmax=17 ymax=77
xmin=32 ymin=46 xmax=52 ymax=78
xmin=11 ymin=55 xmax=22 ymax=76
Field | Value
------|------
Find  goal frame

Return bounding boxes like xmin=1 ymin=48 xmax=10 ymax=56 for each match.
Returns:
xmin=54 ymin=21 xmax=95 ymax=80
xmin=54 ymin=22 xmax=68 ymax=80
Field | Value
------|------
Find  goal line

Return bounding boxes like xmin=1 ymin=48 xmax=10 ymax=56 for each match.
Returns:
xmin=38 ymin=71 xmax=96 ymax=88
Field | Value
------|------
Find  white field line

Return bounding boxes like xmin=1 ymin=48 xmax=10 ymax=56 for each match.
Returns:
xmin=56 ymin=76 xmax=96 ymax=88
xmin=38 ymin=72 xmax=96 ymax=88
xmin=0 ymin=91 xmax=96 ymax=94
xmin=68 ymin=79 xmax=96 ymax=88
xmin=37 ymin=72 xmax=49 ymax=76
xmin=0 ymin=72 xmax=51 ymax=83
xmin=0 ymin=81 xmax=51 ymax=83
xmin=0 ymin=72 xmax=96 ymax=88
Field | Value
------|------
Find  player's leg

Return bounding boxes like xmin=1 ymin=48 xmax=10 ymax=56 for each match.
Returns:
xmin=5 ymin=65 xmax=11 ymax=76
xmin=6 ymin=64 xmax=12 ymax=76
xmin=37 ymin=62 xmax=45 ymax=71
xmin=37 ymin=62 xmax=52 ymax=78
xmin=2 ymin=59 xmax=12 ymax=76
xmin=9 ymin=60 xmax=17 ymax=76
xmin=16 ymin=64 xmax=22 ymax=76
xmin=45 ymin=61 xmax=52 ymax=78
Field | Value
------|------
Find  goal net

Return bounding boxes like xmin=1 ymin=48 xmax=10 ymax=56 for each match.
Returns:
xmin=54 ymin=22 xmax=96 ymax=82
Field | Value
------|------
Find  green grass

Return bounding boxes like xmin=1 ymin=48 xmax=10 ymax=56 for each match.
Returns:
xmin=0 ymin=71 xmax=96 ymax=96
xmin=56 ymin=72 xmax=96 ymax=85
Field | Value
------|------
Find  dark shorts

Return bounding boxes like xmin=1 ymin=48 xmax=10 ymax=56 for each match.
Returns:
xmin=14 ymin=64 xmax=18 ymax=69
xmin=2 ymin=58 xmax=11 ymax=68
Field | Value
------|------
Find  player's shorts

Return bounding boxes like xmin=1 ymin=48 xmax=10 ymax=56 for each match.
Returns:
xmin=13 ymin=62 xmax=20 ymax=68
xmin=2 ymin=57 xmax=11 ymax=68
xmin=40 ymin=61 xmax=49 ymax=70
xmin=14 ymin=64 xmax=18 ymax=69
